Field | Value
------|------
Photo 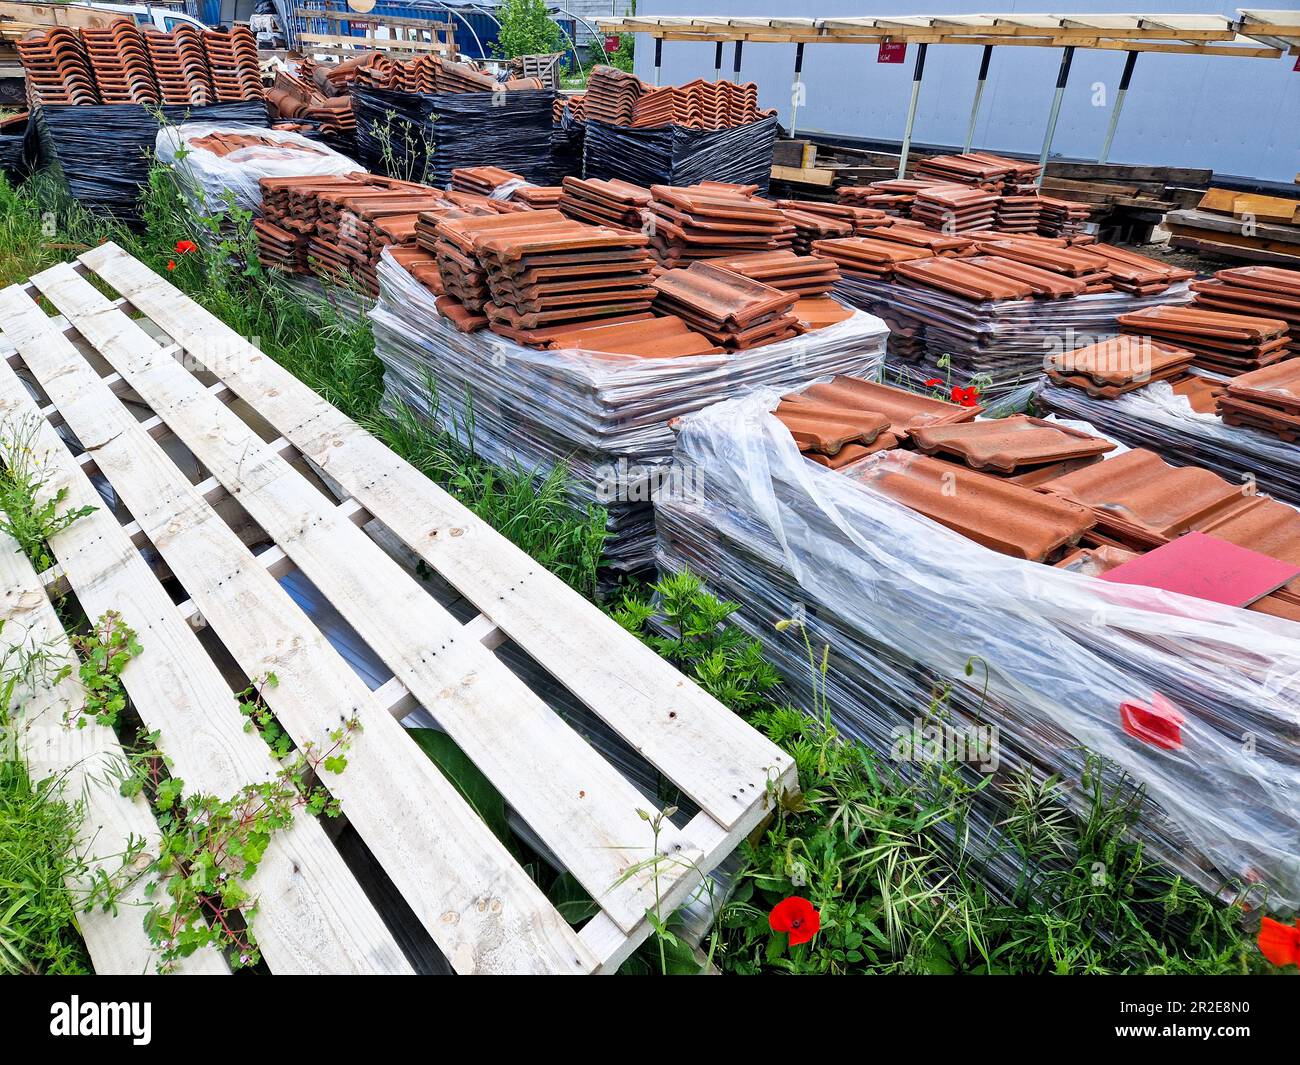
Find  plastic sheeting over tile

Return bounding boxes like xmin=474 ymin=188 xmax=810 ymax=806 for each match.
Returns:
xmin=655 ymin=388 xmax=1300 ymax=909
xmin=369 ymin=247 xmax=888 ymax=572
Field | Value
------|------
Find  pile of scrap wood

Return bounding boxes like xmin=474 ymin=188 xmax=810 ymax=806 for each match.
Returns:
xmin=1165 ymin=187 xmax=1300 ymax=267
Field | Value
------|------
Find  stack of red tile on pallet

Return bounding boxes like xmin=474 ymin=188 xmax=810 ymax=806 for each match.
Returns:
xmin=776 ymin=199 xmax=891 ymax=235
xmin=15 ymin=27 xmax=100 ymax=105
xmin=1040 ymin=448 xmax=1300 ymax=621
xmin=15 ymin=19 xmax=263 ymax=105
xmin=81 ymin=19 xmax=158 ymax=103
xmin=451 ymin=166 xmax=563 ymax=209
xmin=645 ymin=183 xmax=789 ymax=266
xmin=558 ymin=176 xmax=651 ymax=230
xmin=479 ymin=215 xmax=660 ymax=343
xmin=652 ymin=261 xmax=800 ymax=349
xmin=1118 ymin=305 xmax=1292 ymax=375
xmin=707 ymin=249 xmax=849 ymax=331
xmin=911 ymin=185 xmax=998 ymax=233
xmin=201 ymin=26 xmax=262 ymax=102
xmin=1217 ymin=361 xmax=1300 ymax=440
xmin=812 ymin=223 xmax=967 ymax=280
xmin=255 ymin=173 xmax=448 ymax=295
xmin=1037 ymin=196 xmax=1092 ymax=237
xmin=143 ymin=24 xmax=215 ymax=105
xmin=582 ymin=65 xmax=774 ymax=130
xmin=1044 ymin=336 xmax=1198 ymax=398
xmin=915 ymin=152 xmax=1042 ymax=191
xmin=1192 ymin=266 xmax=1300 ymax=356
xmin=838 ymin=179 xmax=941 ymax=216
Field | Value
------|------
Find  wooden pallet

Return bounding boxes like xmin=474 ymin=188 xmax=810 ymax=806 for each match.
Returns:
xmin=0 ymin=244 xmax=797 ymax=974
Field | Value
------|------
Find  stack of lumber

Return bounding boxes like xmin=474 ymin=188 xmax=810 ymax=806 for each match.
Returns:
xmin=1166 ymin=187 xmax=1300 ymax=267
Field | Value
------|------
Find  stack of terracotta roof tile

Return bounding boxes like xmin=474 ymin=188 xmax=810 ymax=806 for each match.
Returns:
xmin=554 ymin=93 xmax=586 ymax=122
xmin=268 ymin=69 xmax=355 ymax=135
xmin=1045 ymin=336 xmax=1196 ymax=398
xmin=1036 ymin=195 xmax=1092 ymax=237
xmin=909 ymin=415 xmax=1115 ymax=484
xmin=975 ymin=238 xmax=1115 ymax=293
xmin=645 ymin=183 xmax=788 ymax=266
xmin=776 ymin=199 xmax=891 ymax=235
xmin=1217 ymin=360 xmax=1300 ymax=439
xmin=705 ymin=249 xmax=840 ymax=296
xmin=255 ymin=172 xmax=445 ymax=294
xmin=1118 ymin=304 xmax=1292 ymax=375
xmin=1039 ymin=447 xmax=1300 ymax=579
xmin=201 ymin=26 xmax=262 ymax=102
xmin=910 ymin=185 xmax=999 ymax=232
xmin=540 ymin=315 xmax=723 ymax=357
xmin=16 ymin=20 xmax=263 ymax=106
xmin=582 ymin=65 xmax=773 ymax=130
xmin=653 ymin=261 xmax=800 ymax=349
xmin=915 ymin=152 xmax=1042 ymax=192
xmin=188 ymin=130 xmax=327 ymax=158
xmin=472 ymin=213 xmax=659 ymax=343
xmin=775 ymin=375 xmax=976 ymax=469
xmin=142 ymin=24 xmax=215 ymax=105
xmin=15 ymin=27 xmax=100 ymax=105
xmin=81 ymin=19 xmax=158 ymax=104
xmin=1192 ymin=266 xmax=1300 ymax=356
xmin=812 ymin=235 xmax=936 ymax=280
xmin=558 ymin=176 xmax=651 ymax=230
xmin=434 ymin=57 xmax=501 ymax=93
xmin=995 ymin=195 xmax=1042 ymax=234
xmin=451 ymin=165 xmax=527 ymax=197
xmin=839 ymin=179 xmax=947 ymax=216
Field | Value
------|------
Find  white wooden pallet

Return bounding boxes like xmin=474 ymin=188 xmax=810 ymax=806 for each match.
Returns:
xmin=0 ymin=244 xmax=797 ymax=975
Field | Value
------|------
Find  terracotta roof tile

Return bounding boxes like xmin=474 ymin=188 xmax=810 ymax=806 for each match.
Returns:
xmin=909 ymin=415 xmax=1115 ymax=473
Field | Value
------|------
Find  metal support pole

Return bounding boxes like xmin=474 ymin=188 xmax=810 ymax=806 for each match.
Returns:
xmin=790 ymin=42 xmax=805 ymax=138
xmin=732 ymin=40 xmax=743 ymax=83
xmin=653 ymin=37 xmax=663 ymax=86
xmin=713 ymin=41 xmax=723 ymax=82
xmin=962 ymin=45 xmax=993 ymax=154
xmin=1036 ymin=45 xmax=1075 ymax=182
xmin=896 ymin=42 xmax=927 ymax=180
xmin=1098 ymin=51 xmax=1138 ymax=164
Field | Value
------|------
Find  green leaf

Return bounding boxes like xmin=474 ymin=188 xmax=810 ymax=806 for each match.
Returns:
xmin=407 ymin=728 xmax=509 ymax=842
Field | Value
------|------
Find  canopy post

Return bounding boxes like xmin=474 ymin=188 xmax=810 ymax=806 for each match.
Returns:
xmin=1099 ymin=51 xmax=1139 ymax=164
xmin=732 ymin=40 xmax=743 ymax=83
xmin=962 ymin=45 xmax=994 ymax=154
xmin=653 ymin=36 xmax=663 ymax=86
xmin=713 ymin=41 xmax=723 ymax=81
xmin=1036 ymin=45 xmax=1076 ymax=182
xmin=896 ymin=42 xmax=928 ymax=180
xmin=790 ymin=42 xmax=806 ymax=137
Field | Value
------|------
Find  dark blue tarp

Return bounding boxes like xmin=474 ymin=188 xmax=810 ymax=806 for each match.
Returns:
xmin=582 ymin=115 xmax=779 ymax=193
xmin=353 ymin=85 xmax=556 ymax=188
xmin=30 ymin=100 xmax=269 ymax=221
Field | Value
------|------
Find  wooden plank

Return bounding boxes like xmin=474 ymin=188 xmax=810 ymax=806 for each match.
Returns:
xmin=1168 ymin=234 xmax=1300 ymax=266
xmin=299 ymin=32 xmax=451 ymax=54
xmin=10 ymin=272 xmax=595 ymax=974
xmin=0 ymin=289 xmax=412 ymax=976
xmin=33 ymin=258 xmax=704 ymax=938
xmin=80 ymin=241 xmax=795 ymax=839
xmin=1198 ymin=187 xmax=1300 ymax=224
xmin=0 ymin=534 xmax=228 ymax=976
xmin=1166 ymin=207 xmax=1300 ymax=245
xmin=771 ymin=164 xmax=835 ymax=187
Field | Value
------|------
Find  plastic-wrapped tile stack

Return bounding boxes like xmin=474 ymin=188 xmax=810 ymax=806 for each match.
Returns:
xmin=654 ymin=387 xmax=1300 ymax=910
xmin=368 ymin=248 xmax=889 ymax=574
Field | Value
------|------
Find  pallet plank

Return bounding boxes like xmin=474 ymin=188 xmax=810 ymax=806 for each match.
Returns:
xmin=0 ymin=288 xmax=413 ymax=975
xmin=8 ymin=273 xmax=594 ymax=974
xmin=32 ymin=259 xmax=700 ymax=937
xmin=0 ymin=534 xmax=229 ymax=975
xmin=80 ymin=241 xmax=796 ymax=834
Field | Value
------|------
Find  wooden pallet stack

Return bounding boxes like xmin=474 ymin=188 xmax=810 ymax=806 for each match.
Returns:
xmin=0 ymin=245 xmax=796 ymax=975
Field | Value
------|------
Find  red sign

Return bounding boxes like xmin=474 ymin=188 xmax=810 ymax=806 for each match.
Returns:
xmin=1294 ymin=54 xmax=1300 ymax=71
xmin=605 ymin=35 xmax=620 ymax=54
xmin=878 ymin=42 xmax=907 ymax=64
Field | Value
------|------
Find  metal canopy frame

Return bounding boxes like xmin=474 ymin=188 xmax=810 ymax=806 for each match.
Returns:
xmin=596 ymin=11 xmax=1300 ymax=173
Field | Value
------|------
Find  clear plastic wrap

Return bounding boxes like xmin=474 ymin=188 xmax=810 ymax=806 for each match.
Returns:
xmin=837 ymin=274 xmax=1194 ymax=400
xmin=1038 ymin=378 xmax=1300 ymax=508
xmin=655 ymin=389 xmax=1300 ymax=910
xmin=369 ymin=247 xmax=889 ymax=572
xmin=155 ymin=121 xmax=359 ymax=214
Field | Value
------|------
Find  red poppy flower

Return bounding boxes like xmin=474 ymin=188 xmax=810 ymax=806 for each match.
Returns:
xmin=950 ymin=385 xmax=980 ymax=407
xmin=769 ymin=897 xmax=820 ymax=946
xmin=166 ymin=260 xmax=176 ymax=271
xmin=175 ymin=239 xmax=198 ymax=255
xmin=1258 ymin=916 xmax=1300 ymax=967
xmin=924 ymin=378 xmax=943 ymax=387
